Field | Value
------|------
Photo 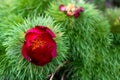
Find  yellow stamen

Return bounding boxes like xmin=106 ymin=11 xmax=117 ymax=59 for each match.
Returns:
xmin=66 ymin=4 xmax=77 ymax=16
xmin=31 ymin=37 xmax=46 ymax=50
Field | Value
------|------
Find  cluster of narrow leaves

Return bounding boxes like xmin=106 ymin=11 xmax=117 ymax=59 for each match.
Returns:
xmin=0 ymin=0 xmax=53 ymax=37
xmin=11 ymin=0 xmax=54 ymax=17
xmin=0 ymin=0 xmax=120 ymax=80
xmin=48 ymin=0 xmax=120 ymax=80
xmin=0 ymin=0 xmax=68 ymax=80
xmin=0 ymin=0 xmax=53 ymax=55
xmin=0 ymin=16 xmax=68 ymax=80
xmin=105 ymin=9 xmax=120 ymax=80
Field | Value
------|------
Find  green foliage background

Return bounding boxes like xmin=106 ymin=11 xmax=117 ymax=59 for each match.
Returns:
xmin=0 ymin=0 xmax=120 ymax=80
xmin=0 ymin=0 xmax=68 ymax=80
xmin=0 ymin=16 xmax=68 ymax=80
xmin=48 ymin=0 xmax=116 ymax=79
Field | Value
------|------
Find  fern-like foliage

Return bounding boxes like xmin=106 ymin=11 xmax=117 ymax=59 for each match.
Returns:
xmin=0 ymin=0 xmax=17 ymax=55
xmin=11 ymin=0 xmax=54 ymax=17
xmin=0 ymin=0 xmax=53 ymax=41
xmin=105 ymin=9 xmax=120 ymax=80
xmin=47 ymin=0 xmax=120 ymax=80
xmin=0 ymin=16 xmax=68 ymax=80
xmin=0 ymin=0 xmax=55 ymax=57
xmin=0 ymin=0 xmax=24 ymax=44
xmin=0 ymin=0 xmax=54 ymax=41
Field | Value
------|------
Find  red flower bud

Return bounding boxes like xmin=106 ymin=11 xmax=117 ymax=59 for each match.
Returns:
xmin=22 ymin=26 xmax=56 ymax=66
xmin=74 ymin=7 xmax=84 ymax=18
xmin=59 ymin=4 xmax=66 ymax=12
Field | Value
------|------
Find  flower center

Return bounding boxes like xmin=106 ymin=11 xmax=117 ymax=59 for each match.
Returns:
xmin=66 ymin=4 xmax=77 ymax=16
xmin=31 ymin=37 xmax=46 ymax=50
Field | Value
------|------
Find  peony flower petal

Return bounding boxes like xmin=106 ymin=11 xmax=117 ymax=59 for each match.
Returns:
xmin=79 ymin=7 xmax=84 ymax=12
xmin=25 ymin=32 xmax=39 ymax=41
xmin=22 ymin=42 xmax=31 ymax=61
xmin=59 ymin=4 xmax=66 ymax=12
xmin=25 ymin=27 xmax=42 ymax=42
xmin=29 ymin=43 xmax=53 ymax=66
xmin=45 ymin=27 xmax=56 ymax=38
xmin=74 ymin=9 xmax=80 ymax=18
xmin=35 ymin=26 xmax=56 ymax=38
xmin=74 ymin=7 xmax=84 ymax=18
xmin=26 ymin=27 xmax=42 ymax=35
xmin=51 ymin=42 xmax=57 ymax=57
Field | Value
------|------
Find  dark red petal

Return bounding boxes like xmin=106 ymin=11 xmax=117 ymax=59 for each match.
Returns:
xmin=50 ymin=41 xmax=57 ymax=57
xmin=25 ymin=32 xmax=39 ymax=41
xmin=35 ymin=25 xmax=46 ymax=31
xmin=26 ymin=27 xmax=42 ymax=35
xmin=39 ymin=34 xmax=57 ymax=57
xmin=22 ymin=42 xmax=31 ymax=61
xmin=59 ymin=4 xmax=66 ymax=12
xmin=74 ymin=13 xmax=80 ymax=18
xmin=29 ymin=46 xmax=53 ymax=66
xmin=79 ymin=7 xmax=84 ymax=12
xmin=74 ymin=7 xmax=84 ymax=18
xmin=35 ymin=26 xmax=56 ymax=38
xmin=51 ymin=45 xmax=57 ymax=58
xmin=25 ymin=27 xmax=43 ymax=41
xmin=45 ymin=27 xmax=56 ymax=38
xmin=74 ymin=10 xmax=80 ymax=18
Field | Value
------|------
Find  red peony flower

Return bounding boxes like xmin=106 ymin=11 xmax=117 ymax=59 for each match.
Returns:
xmin=22 ymin=26 xmax=56 ymax=66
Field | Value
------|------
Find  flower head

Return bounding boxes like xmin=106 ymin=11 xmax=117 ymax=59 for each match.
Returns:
xmin=59 ymin=3 xmax=84 ymax=18
xmin=22 ymin=26 xmax=56 ymax=66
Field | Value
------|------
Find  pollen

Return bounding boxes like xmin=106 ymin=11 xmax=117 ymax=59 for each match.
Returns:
xmin=66 ymin=4 xmax=77 ymax=16
xmin=31 ymin=37 xmax=47 ymax=50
